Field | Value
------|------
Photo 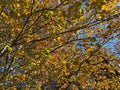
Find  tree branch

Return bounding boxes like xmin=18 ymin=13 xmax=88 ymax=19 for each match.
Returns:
xmin=14 ymin=13 xmax=120 ymax=46
xmin=65 ymin=31 xmax=120 ymax=79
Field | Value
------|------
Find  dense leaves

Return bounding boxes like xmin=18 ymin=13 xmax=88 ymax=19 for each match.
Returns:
xmin=0 ymin=0 xmax=120 ymax=89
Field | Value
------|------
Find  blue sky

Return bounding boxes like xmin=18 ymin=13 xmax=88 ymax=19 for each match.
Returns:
xmin=77 ymin=2 xmax=120 ymax=58
xmin=104 ymin=2 xmax=120 ymax=58
xmin=116 ymin=2 xmax=120 ymax=7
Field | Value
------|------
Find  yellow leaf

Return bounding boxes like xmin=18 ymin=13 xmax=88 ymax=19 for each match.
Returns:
xmin=81 ymin=76 xmax=87 ymax=83
xmin=1 ymin=12 xmax=8 ymax=18
xmin=23 ymin=9 xmax=30 ymax=15
xmin=101 ymin=5 xmax=106 ymax=11
xmin=105 ymin=85 xmax=110 ymax=90
xmin=80 ymin=16 xmax=85 ymax=21
xmin=16 ymin=3 xmax=20 ymax=7
xmin=17 ymin=13 xmax=20 ymax=16
xmin=117 ymin=84 xmax=120 ymax=89
xmin=47 ymin=50 xmax=50 ymax=53
xmin=82 ymin=85 xmax=86 ymax=89
xmin=57 ymin=37 xmax=61 ymax=40
xmin=108 ymin=69 xmax=115 ymax=74
xmin=79 ymin=8 xmax=83 ymax=13
xmin=6 ymin=45 xmax=12 ymax=51
xmin=97 ymin=14 xmax=102 ymax=19
xmin=86 ymin=47 xmax=94 ymax=55
xmin=49 ymin=11 xmax=53 ymax=15
xmin=26 ymin=0 xmax=30 ymax=2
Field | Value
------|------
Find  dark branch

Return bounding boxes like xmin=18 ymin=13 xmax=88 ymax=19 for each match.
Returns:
xmin=65 ymin=32 xmax=120 ymax=79
xmin=14 ymin=13 xmax=120 ymax=46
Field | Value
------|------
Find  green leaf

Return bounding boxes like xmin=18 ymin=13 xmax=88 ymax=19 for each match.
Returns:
xmin=6 ymin=45 xmax=12 ymax=51
xmin=79 ymin=8 xmax=83 ymax=13
xmin=91 ymin=37 xmax=96 ymax=42
xmin=47 ymin=49 xmax=50 ymax=53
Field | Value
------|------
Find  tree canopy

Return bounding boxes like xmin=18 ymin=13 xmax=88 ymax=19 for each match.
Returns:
xmin=0 ymin=0 xmax=120 ymax=89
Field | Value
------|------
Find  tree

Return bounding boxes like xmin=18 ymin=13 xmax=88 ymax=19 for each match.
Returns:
xmin=0 ymin=0 xmax=120 ymax=89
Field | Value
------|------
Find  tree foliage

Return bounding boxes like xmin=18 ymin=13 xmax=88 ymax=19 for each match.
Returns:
xmin=0 ymin=0 xmax=120 ymax=89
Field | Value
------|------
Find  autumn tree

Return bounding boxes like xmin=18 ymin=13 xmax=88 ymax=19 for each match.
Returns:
xmin=0 ymin=0 xmax=120 ymax=89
